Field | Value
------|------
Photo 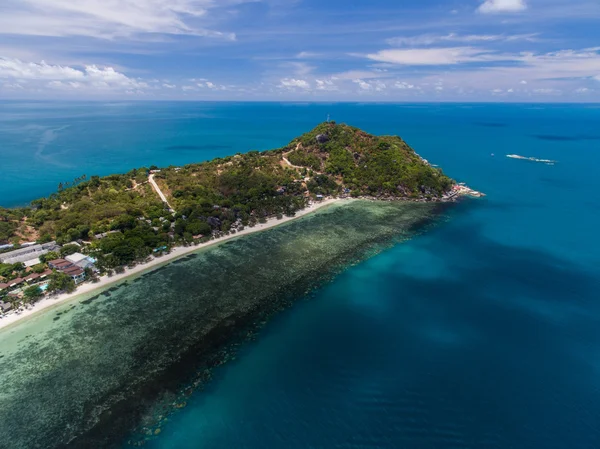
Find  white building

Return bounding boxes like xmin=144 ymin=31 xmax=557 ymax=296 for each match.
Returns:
xmin=0 ymin=242 xmax=59 ymax=265
xmin=65 ymin=253 xmax=97 ymax=271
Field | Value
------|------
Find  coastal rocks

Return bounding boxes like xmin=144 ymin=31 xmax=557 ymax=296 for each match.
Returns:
xmin=316 ymin=134 xmax=329 ymax=144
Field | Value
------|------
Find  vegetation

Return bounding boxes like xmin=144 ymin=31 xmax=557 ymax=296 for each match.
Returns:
xmin=287 ymin=150 xmax=321 ymax=171
xmin=47 ymin=271 xmax=76 ymax=294
xmin=0 ymin=262 xmax=25 ymax=280
xmin=0 ymin=208 xmax=27 ymax=244
xmin=0 ymin=123 xmax=454 ymax=272
xmin=23 ymin=285 xmax=43 ymax=302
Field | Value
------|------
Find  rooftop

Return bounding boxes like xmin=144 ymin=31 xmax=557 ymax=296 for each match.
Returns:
xmin=65 ymin=252 xmax=88 ymax=264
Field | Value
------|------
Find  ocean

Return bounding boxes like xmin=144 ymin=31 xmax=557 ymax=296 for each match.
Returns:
xmin=1 ymin=102 xmax=600 ymax=449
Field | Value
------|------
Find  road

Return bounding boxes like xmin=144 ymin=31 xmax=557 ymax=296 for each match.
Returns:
xmin=149 ymin=174 xmax=175 ymax=211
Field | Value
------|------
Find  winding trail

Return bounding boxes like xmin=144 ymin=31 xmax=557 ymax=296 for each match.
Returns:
xmin=282 ymin=147 xmax=323 ymax=174
xmin=149 ymin=173 xmax=175 ymax=211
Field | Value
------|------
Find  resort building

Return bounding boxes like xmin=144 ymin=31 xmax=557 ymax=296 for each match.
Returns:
xmin=65 ymin=253 xmax=97 ymax=271
xmin=8 ymin=278 xmax=24 ymax=288
xmin=0 ymin=241 xmax=60 ymax=266
xmin=48 ymin=259 xmax=87 ymax=284
xmin=0 ymin=301 xmax=12 ymax=313
xmin=48 ymin=259 xmax=73 ymax=270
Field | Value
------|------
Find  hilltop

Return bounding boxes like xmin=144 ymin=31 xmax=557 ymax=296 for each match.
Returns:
xmin=0 ymin=122 xmax=456 ymax=272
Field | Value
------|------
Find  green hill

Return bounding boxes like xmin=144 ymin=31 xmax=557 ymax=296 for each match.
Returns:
xmin=1 ymin=122 xmax=454 ymax=271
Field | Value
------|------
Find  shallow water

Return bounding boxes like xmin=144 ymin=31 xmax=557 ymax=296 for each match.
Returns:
xmin=0 ymin=200 xmax=446 ymax=449
xmin=2 ymin=102 xmax=600 ymax=449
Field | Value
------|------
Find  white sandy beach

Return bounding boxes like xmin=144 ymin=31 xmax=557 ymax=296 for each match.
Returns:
xmin=0 ymin=198 xmax=348 ymax=332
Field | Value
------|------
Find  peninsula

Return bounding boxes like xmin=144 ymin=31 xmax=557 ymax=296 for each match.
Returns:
xmin=0 ymin=122 xmax=476 ymax=321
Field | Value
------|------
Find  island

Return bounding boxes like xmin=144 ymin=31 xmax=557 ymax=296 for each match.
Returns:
xmin=0 ymin=122 xmax=479 ymax=321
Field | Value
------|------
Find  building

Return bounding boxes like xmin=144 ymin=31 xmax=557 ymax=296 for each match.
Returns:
xmin=0 ymin=241 xmax=60 ymax=265
xmin=23 ymin=273 xmax=41 ymax=283
xmin=62 ymin=266 xmax=86 ymax=284
xmin=48 ymin=259 xmax=73 ymax=270
xmin=65 ymin=253 xmax=97 ymax=271
xmin=94 ymin=230 xmax=119 ymax=240
xmin=48 ymin=259 xmax=86 ymax=284
xmin=0 ymin=301 xmax=12 ymax=313
xmin=0 ymin=283 xmax=8 ymax=291
xmin=8 ymin=278 xmax=24 ymax=288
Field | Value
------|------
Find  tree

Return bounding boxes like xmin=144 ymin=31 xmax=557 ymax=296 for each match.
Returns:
xmin=60 ymin=244 xmax=80 ymax=257
xmin=23 ymin=286 xmax=43 ymax=302
xmin=47 ymin=271 xmax=76 ymax=294
xmin=40 ymin=251 xmax=59 ymax=263
xmin=84 ymin=267 xmax=98 ymax=283
xmin=31 ymin=263 xmax=47 ymax=274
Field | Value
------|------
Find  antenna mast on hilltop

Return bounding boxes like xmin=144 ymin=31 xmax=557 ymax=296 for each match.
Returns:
xmin=327 ymin=114 xmax=330 ymax=123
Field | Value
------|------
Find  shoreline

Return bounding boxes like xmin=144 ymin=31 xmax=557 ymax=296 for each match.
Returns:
xmin=0 ymin=197 xmax=348 ymax=333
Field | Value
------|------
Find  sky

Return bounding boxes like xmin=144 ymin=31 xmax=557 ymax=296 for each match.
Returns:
xmin=0 ymin=0 xmax=599 ymax=102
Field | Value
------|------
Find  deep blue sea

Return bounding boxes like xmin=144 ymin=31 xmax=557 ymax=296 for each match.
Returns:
xmin=2 ymin=102 xmax=600 ymax=448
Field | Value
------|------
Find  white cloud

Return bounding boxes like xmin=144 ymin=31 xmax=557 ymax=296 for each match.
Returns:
xmin=315 ymin=79 xmax=337 ymax=91
xmin=85 ymin=65 xmax=148 ymax=89
xmin=575 ymin=88 xmax=590 ymax=93
xmin=296 ymin=52 xmax=320 ymax=59
xmin=163 ymin=83 xmax=176 ymax=88
xmin=364 ymin=47 xmax=600 ymax=87
xmin=386 ymin=33 xmax=537 ymax=47
xmin=366 ymin=47 xmax=499 ymax=66
xmin=533 ymin=88 xmax=561 ymax=94
xmin=594 ymin=75 xmax=600 ymax=82
xmin=332 ymin=70 xmax=388 ymax=80
xmin=0 ymin=58 xmax=84 ymax=80
xmin=279 ymin=78 xmax=310 ymax=89
xmin=284 ymin=61 xmax=314 ymax=76
xmin=383 ymin=46 xmax=600 ymax=98
xmin=351 ymin=79 xmax=386 ymax=92
xmin=195 ymin=80 xmax=227 ymax=90
xmin=478 ymin=0 xmax=527 ymax=14
xmin=1 ymin=82 xmax=25 ymax=90
xmin=353 ymin=79 xmax=372 ymax=90
xmin=395 ymin=81 xmax=415 ymax=89
xmin=0 ymin=0 xmax=238 ymax=40
xmin=0 ymin=57 xmax=148 ymax=92
xmin=374 ymin=81 xmax=387 ymax=91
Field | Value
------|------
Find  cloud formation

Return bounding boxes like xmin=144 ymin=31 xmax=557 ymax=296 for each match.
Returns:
xmin=366 ymin=47 xmax=502 ymax=66
xmin=0 ymin=0 xmax=237 ymax=40
xmin=0 ymin=57 xmax=148 ymax=92
xmin=478 ymin=0 xmax=527 ymax=14
xmin=386 ymin=33 xmax=538 ymax=47
xmin=279 ymin=78 xmax=310 ymax=89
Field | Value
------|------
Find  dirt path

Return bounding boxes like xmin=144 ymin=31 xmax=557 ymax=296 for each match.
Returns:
xmin=149 ymin=174 xmax=175 ymax=211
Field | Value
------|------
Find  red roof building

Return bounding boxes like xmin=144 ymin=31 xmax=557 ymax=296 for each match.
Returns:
xmin=9 ymin=278 xmax=24 ymax=287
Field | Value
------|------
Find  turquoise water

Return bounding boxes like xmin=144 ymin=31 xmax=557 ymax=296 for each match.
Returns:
xmin=1 ymin=102 xmax=600 ymax=448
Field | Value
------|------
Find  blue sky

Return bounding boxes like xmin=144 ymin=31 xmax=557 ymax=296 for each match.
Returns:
xmin=1 ymin=0 xmax=599 ymax=101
